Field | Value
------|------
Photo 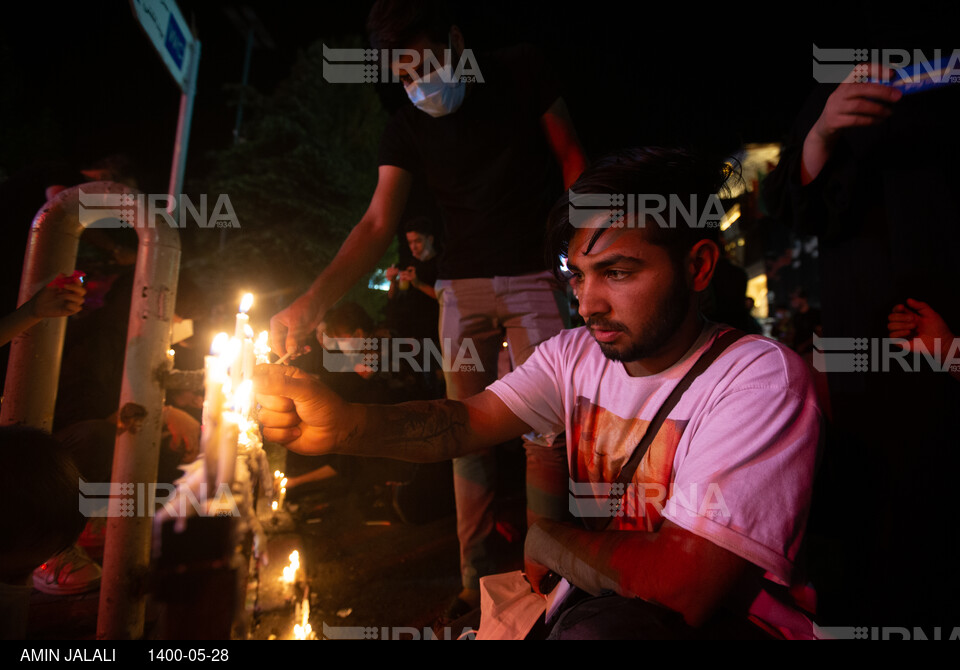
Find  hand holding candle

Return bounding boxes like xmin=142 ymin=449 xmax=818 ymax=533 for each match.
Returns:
xmin=253 ymin=363 xmax=348 ymax=456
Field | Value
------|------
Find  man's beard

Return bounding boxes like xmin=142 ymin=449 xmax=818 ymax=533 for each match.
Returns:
xmin=590 ymin=271 xmax=690 ymax=363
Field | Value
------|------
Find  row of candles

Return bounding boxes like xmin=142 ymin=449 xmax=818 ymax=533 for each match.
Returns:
xmin=281 ymin=550 xmax=314 ymax=639
xmin=200 ymin=294 xmax=314 ymax=639
xmin=201 ymin=293 xmax=272 ymax=493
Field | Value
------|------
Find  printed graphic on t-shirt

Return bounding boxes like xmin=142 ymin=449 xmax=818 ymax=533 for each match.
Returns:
xmin=570 ymin=396 xmax=688 ymax=531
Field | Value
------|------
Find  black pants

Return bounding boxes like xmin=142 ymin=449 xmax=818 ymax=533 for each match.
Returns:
xmin=544 ymin=591 xmax=773 ymax=640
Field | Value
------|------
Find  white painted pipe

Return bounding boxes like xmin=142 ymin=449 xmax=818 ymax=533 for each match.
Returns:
xmin=0 ymin=181 xmax=181 ymax=639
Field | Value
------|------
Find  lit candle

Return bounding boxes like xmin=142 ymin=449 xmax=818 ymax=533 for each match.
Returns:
xmin=227 ymin=336 xmax=243 ymax=391
xmin=217 ymin=411 xmax=240 ymax=489
xmin=198 ymin=301 xmax=273 ymax=513
xmin=202 ymin=333 xmax=230 ymax=491
xmin=294 ymin=593 xmax=313 ymax=640
xmin=235 ymin=293 xmax=253 ymax=339
xmin=281 ymin=550 xmax=300 ymax=584
xmin=234 ymin=379 xmax=254 ymax=422
xmin=241 ymin=324 xmax=256 ymax=381
xmin=273 ymin=471 xmax=285 ymax=513
xmin=201 ymin=357 xmax=223 ymax=451
xmin=211 ymin=332 xmax=230 ymax=356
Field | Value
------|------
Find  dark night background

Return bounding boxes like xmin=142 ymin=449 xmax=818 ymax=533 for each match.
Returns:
xmin=0 ymin=0 xmax=949 ymax=313
xmin=1 ymin=2 xmax=957 ymax=637
xmin=2 ymin=1 xmax=942 ymax=191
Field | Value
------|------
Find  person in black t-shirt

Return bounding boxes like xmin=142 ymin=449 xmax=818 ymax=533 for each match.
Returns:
xmin=385 ymin=217 xmax=444 ymax=399
xmin=385 ymin=217 xmax=439 ymax=338
xmin=270 ymin=0 xmax=587 ymax=617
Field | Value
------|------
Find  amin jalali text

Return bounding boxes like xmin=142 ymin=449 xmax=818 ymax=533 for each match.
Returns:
xmin=20 ymin=648 xmax=116 ymax=662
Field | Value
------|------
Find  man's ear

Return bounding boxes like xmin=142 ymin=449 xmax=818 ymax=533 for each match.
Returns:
xmin=686 ymin=240 xmax=720 ymax=292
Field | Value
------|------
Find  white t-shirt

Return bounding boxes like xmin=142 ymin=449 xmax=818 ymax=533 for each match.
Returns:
xmin=488 ymin=321 xmax=821 ymax=586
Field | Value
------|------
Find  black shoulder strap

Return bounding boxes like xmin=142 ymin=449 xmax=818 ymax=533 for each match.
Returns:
xmin=606 ymin=328 xmax=747 ymax=522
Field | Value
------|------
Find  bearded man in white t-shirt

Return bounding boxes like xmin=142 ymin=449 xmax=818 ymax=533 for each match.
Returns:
xmin=255 ymin=148 xmax=822 ymax=638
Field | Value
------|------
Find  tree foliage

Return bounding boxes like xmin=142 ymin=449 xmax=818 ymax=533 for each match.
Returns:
xmin=186 ymin=36 xmax=390 ymax=319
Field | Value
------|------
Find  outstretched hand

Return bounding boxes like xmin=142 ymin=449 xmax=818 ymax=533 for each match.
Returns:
xmin=811 ymin=64 xmax=902 ymax=144
xmin=802 ymin=64 xmax=902 ymax=184
xmin=270 ymin=292 xmax=324 ymax=360
xmin=253 ymin=364 xmax=352 ymax=455
xmin=887 ymin=298 xmax=956 ymax=354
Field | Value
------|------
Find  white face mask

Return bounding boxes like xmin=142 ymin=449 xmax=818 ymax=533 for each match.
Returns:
xmin=403 ymin=36 xmax=466 ymax=117
xmin=404 ymin=62 xmax=466 ymax=117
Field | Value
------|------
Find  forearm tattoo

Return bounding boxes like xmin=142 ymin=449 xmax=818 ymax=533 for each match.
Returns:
xmin=348 ymin=400 xmax=471 ymax=462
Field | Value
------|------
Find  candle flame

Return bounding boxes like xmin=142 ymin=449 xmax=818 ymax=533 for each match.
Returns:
xmin=281 ymin=550 xmax=300 ymax=584
xmin=254 ymin=331 xmax=271 ymax=364
xmin=294 ymin=596 xmax=313 ymax=640
xmin=243 ymin=323 xmax=254 ymax=339
xmin=211 ymin=332 xmax=230 ymax=355
xmin=239 ymin=293 xmax=254 ymax=314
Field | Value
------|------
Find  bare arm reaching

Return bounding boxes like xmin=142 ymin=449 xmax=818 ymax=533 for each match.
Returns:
xmin=270 ymin=165 xmax=413 ymax=357
xmin=540 ymin=97 xmax=588 ymax=190
xmin=800 ymin=65 xmax=901 ymax=185
xmin=254 ymin=364 xmax=532 ymax=461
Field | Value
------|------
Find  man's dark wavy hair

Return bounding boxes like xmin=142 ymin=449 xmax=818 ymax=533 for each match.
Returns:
xmin=404 ymin=215 xmax=436 ymax=237
xmin=545 ymin=147 xmax=738 ymax=281
xmin=367 ymin=0 xmax=455 ymax=51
